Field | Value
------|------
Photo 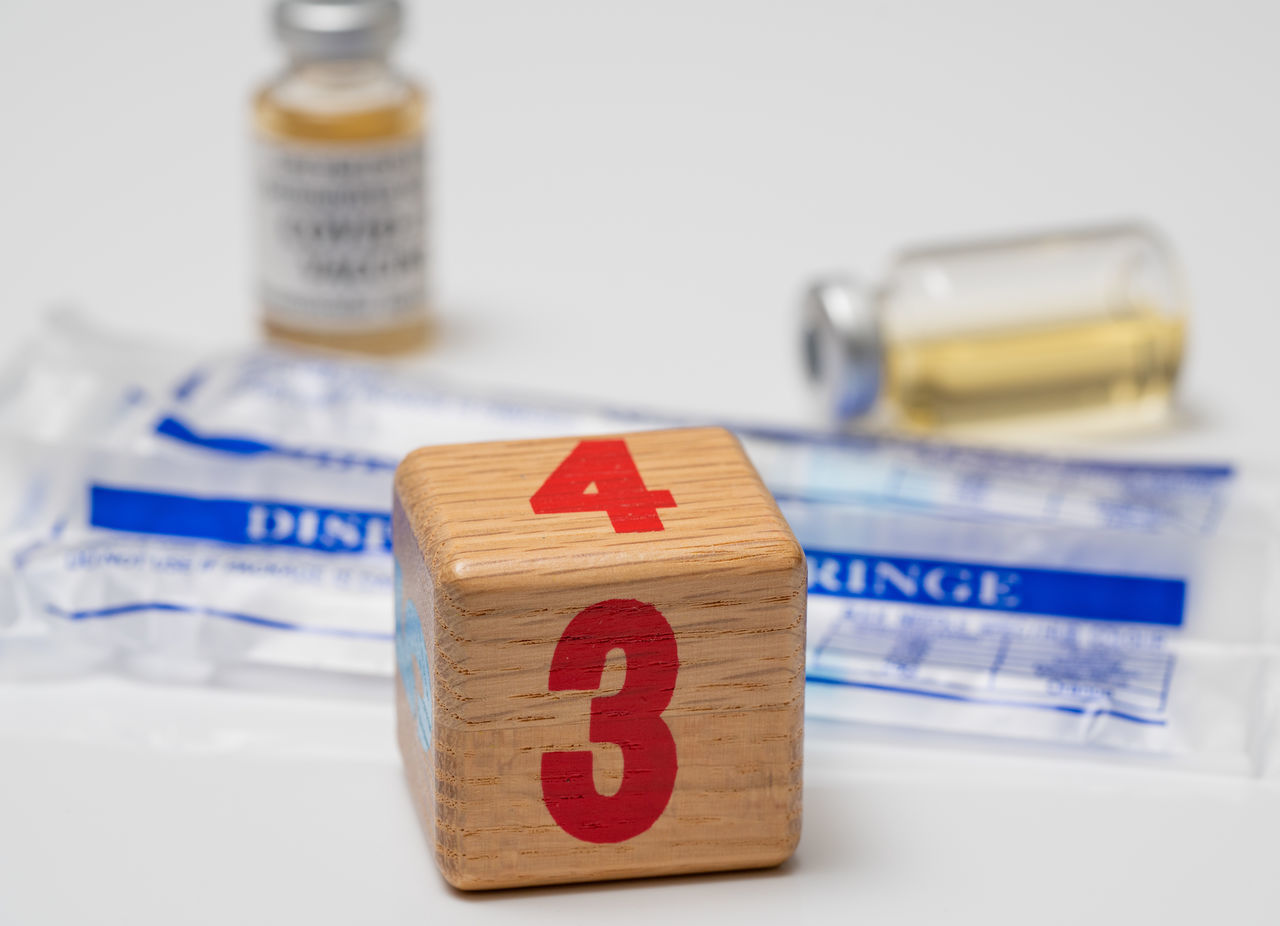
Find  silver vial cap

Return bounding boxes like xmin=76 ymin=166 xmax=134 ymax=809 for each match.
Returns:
xmin=274 ymin=0 xmax=403 ymax=60
xmin=802 ymin=277 xmax=883 ymax=422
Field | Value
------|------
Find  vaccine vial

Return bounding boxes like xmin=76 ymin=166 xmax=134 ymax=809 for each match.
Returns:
xmin=255 ymin=0 xmax=429 ymax=354
xmin=803 ymin=224 xmax=1187 ymax=430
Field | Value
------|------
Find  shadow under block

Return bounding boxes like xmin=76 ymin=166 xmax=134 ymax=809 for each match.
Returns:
xmin=393 ymin=426 xmax=806 ymax=890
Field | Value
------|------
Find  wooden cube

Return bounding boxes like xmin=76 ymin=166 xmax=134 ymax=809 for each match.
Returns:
xmin=392 ymin=427 xmax=805 ymax=890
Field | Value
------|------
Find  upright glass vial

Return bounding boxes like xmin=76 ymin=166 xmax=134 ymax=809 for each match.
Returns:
xmin=803 ymin=224 xmax=1187 ymax=430
xmin=255 ymin=0 xmax=428 ymax=353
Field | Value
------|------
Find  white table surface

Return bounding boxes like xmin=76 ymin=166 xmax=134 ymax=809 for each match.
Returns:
xmin=2 ymin=1 xmax=1279 ymax=923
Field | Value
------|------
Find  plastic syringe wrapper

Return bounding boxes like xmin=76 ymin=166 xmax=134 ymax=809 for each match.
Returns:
xmin=2 ymin=315 xmax=1279 ymax=775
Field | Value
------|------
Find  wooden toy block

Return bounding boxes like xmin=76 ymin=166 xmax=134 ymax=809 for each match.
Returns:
xmin=392 ymin=426 xmax=806 ymax=890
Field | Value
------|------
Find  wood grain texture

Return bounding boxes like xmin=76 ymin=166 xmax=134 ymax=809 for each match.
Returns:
xmin=393 ymin=427 xmax=806 ymax=890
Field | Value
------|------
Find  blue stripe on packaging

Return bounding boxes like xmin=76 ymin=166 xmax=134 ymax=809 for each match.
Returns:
xmin=89 ymin=485 xmax=392 ymax=554
xmin=804 ymin=548 xmax=1185 ymax=626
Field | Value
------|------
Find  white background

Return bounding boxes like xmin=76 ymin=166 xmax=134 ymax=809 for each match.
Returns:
xmin=2 ymin=1 xmax=1279 ymax=923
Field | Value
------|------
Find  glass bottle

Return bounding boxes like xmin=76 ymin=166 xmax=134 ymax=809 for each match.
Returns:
xmin=254 ymin=0 xmax=429 ymax=354
xmin=803 ymin=224 xmax=1187 ymax=430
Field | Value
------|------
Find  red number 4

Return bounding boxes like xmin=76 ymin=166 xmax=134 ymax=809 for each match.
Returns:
xmin=530 ymin=439 xmax=676 ymax=533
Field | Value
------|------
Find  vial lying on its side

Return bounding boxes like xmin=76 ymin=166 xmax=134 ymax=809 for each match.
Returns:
xmin=803 ymin=224 xmax=1187 ymax=430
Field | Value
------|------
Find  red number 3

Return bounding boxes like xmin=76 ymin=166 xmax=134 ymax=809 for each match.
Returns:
xmin=541 ymin=600 xmax=679 ymax=844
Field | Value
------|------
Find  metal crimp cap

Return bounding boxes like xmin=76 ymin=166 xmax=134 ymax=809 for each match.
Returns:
xmin=274 ymin=0 xmax=403 ymax=60
xmin=802 ymin=276 xmax=883 ymax=423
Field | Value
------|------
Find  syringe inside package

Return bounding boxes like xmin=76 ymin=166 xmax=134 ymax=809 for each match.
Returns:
xmin=2 ymin=316 xmax=1278 ymax=773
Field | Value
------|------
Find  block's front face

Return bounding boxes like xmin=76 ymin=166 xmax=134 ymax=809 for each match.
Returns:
xmin=393 ymin=427 xmax=805 ymax=889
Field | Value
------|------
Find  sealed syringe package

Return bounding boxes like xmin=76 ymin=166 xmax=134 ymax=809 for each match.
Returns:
xmin=2 ymin=313 xmax=1279 ymax=775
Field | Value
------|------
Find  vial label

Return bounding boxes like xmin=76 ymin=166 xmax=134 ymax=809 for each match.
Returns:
xmin=257 ymin=136 xmax=426 ymax=332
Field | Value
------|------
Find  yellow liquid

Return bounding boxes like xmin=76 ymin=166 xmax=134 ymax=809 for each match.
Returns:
xmin=885 ymin=311 xmax=1185 ymax=429
xmin=255 ymin=80 xmax=430 ymax=355
xmin=255 ymin=84 xmax=425 ymax=142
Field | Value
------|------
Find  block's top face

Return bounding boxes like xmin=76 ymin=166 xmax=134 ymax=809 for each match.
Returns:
xmin=394 ymin=427 xmax=800 ymax=600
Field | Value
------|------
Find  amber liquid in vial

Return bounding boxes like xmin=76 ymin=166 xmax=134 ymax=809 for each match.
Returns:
xmin=255 ymin=75 xmax=430 ymax=354
xmin=885 ymin=310 xmax=1185 ymax=428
